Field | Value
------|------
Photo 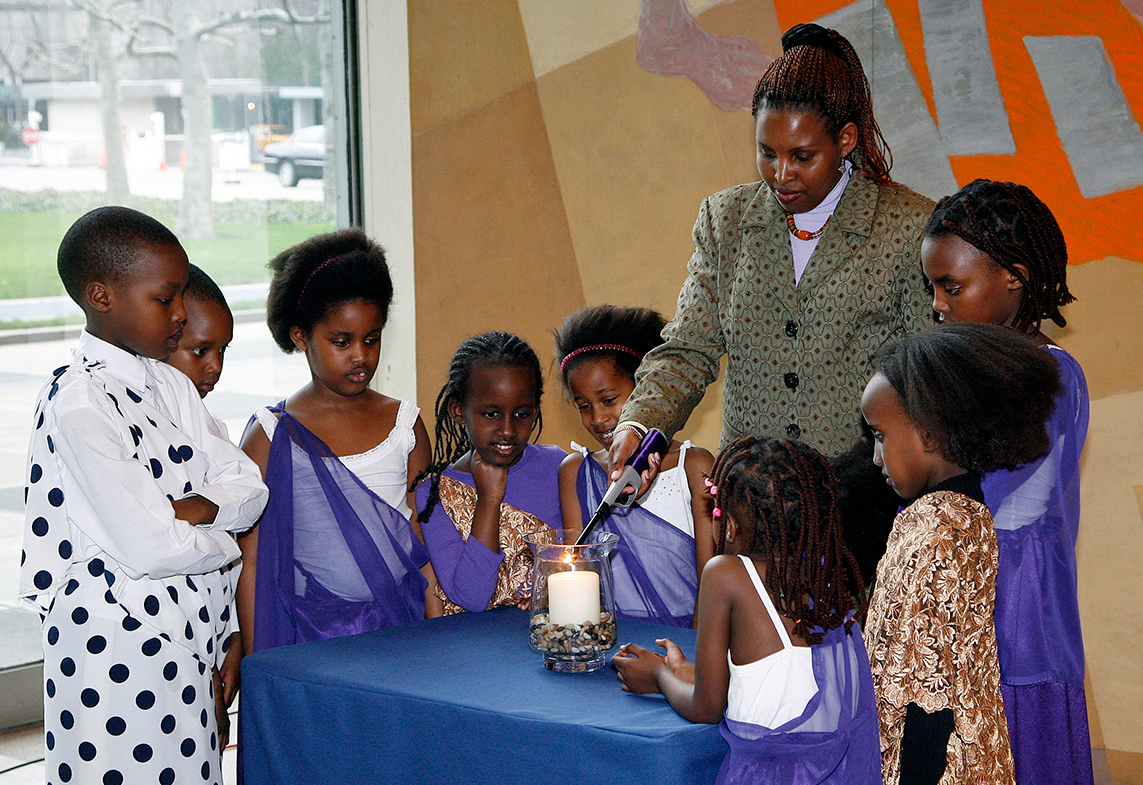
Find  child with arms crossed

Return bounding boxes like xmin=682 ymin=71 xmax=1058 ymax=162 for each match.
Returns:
xmin=163 ymin=263 xmax=240 ymax=746
xmin=21 ymin=207 xmax=267 ymax=785
xmin=860 ymin=323 xmax=1060 ymax=785
xmin=611 ymin=437 xmax=879 ymax=785
xmin=554 ymin=305 xmax=714 ymax=627
xmin=238 ymin=229 xmax=437 ymax=652
xmin=414 ymin=332 xmax=564 ymax=614
xmin=921 ymin=180 xmax=1093 ymax=785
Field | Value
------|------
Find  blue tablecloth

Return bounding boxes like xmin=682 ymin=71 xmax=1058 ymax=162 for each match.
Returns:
xmin=241 ymin=607 xmax=727 ymax=784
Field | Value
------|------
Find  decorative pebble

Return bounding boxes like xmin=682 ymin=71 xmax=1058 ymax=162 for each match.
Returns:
xmin=529 ymin=612 xmax=617 ymax=657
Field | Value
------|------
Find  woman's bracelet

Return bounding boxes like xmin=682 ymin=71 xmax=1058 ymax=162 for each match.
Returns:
xmin=614 ymin=420 xmax=649 ymax=439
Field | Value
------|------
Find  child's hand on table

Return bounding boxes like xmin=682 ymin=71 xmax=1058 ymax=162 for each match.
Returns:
xmin=612 ymin=639 xmax=670 ymax=694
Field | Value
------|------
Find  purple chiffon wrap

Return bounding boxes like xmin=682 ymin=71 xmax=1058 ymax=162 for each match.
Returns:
xmin=982 ymin=348 xmax=1093 ymax=785
xmin=578 ymin=454 xmax=698 ymax=628
xmin=717 ymin=623 xmax=882 ymax=785
xmin=250 ymin=404 xmax=427 ymax=652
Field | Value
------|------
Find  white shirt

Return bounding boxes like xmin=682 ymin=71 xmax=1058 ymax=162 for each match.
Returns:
xmin=20 ymin=330 xmax=268 ymax=610
xmin=788 ymin=160 xmax=852 ymax=285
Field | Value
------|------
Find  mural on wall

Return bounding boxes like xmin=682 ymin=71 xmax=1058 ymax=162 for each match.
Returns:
xmin=637 ymin=0 xmax=1143 ymax=265
xmin=636 ymin=0 xmax=771 ymax=111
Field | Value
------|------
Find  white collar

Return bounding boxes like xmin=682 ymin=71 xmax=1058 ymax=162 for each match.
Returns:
xmin=801 ymin=159 xmax=852 ymax=222
xmin=76 ymin=330 xmax=153 ymax=394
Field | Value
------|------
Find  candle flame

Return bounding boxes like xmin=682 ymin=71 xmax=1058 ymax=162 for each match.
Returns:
xmin=562 ymin=550 xmax=574 ymax=565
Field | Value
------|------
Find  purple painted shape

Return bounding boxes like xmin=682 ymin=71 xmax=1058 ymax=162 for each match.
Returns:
xmin=637 ymin=0 xmax=772 ymax=112
xmin=1123 ymin=0 xmax=1143 ymax=23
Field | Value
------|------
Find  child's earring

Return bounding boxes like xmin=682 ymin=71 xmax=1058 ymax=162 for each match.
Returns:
xmin=723 ymin=515 xmax=738 ymax=543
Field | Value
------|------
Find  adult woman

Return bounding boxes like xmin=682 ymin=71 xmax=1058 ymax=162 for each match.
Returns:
xmin=610 ymin=23 xmax=934 ymax=477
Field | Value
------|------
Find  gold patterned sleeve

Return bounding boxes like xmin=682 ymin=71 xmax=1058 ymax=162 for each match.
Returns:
xmin=876 ymin=501 xmax=998 ymax=719
xmin=868 ymin=493 xmax=1013 ymax=783
xmin=619 ymin=194 xmax=727 ymax=440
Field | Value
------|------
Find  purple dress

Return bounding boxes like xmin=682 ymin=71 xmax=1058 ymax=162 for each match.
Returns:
xmin=717 ymin=622 xmax=882 ymax=785
xmin=982 ymin=346 xmax=1093 ymax=785
xmin=251 ymin=404 xmax=428 ymax=651
xmin=577 ymin=453 xmax=698 ymax=627
xmin=417 ymin=444 xmax=564 ymax=612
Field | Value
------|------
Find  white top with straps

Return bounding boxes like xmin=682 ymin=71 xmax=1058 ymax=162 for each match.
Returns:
xmin=724 ymin=555 xmax=818 ymax=727
xmin=255 ymin=399 xmax=420 ymax=521
xmin=572 ymin=440 xmax=696 ymax=537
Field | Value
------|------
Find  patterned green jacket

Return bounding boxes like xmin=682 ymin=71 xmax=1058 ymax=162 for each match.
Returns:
xmin=621 ymin=172 xmax=935 ymax=457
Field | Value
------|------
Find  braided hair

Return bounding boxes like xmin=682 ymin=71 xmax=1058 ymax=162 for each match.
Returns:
xmin=265 ymin=227 xmax=393 ymax=353
xmin=709 ymin=437 xmax=865 ymax=642
xmin=414 ymin=332 xmax=545 ymax=519
xmin=876 ymin=322 xmax=1061 ymax=472
xmin=752 ymin=23 xmax=892 ymax=184
xmin=926 ymin=179 xmax=1075 ymax=333
xmin=553 ymin=304 xmax=667 ymax=391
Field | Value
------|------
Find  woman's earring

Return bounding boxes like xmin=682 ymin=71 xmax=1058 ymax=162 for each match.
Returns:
xmin=837 ymin=161 xmax=846 ymax=174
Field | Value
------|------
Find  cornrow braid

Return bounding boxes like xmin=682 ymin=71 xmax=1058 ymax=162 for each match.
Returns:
xmin=926 ymin=179 xmax=1075 ymax=333
xmin=752 ymin=24 xmax=892 ymax=184
xmin=412 ymin=332 xmax=545 ymax=521
xmin=710 ymin=437 xmax=865 ymax=642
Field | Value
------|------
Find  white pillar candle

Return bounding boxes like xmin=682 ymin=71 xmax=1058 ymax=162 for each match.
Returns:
xmin=548 ymin=570 xmax=600 ymax=626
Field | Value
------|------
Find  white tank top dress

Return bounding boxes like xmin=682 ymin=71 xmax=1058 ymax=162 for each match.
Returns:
xmin=725 ymin=555 xmax=819 ymax=727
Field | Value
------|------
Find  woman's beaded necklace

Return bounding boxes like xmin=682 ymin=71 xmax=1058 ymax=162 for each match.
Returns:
xmin=786 ymin=212 xmax=831 ymax=241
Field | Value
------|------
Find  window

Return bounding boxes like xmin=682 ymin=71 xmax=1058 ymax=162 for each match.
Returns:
xmin=0 ymin=0 xmax=362 ymax=725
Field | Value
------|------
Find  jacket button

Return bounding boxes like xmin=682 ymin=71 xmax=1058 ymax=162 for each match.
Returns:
xmin=785 ymin=320 xmax=797 ymax=338
xmin=786 ymin=423 xmax=801 ymax=439
xmin=784 ymin=372 xmax=799 ymax=389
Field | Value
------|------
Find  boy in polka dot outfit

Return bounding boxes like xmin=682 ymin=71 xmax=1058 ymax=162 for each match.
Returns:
xmin=19 ymin=207 xmax=268 ymax=785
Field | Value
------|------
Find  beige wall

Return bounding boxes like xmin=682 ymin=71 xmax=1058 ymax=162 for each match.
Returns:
xmin=405 ymin=2 xmax=1143 ymax=778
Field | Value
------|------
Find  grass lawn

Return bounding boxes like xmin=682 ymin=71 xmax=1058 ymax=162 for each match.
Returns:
xmin=0 ymin=211 xmax=334 ymax=300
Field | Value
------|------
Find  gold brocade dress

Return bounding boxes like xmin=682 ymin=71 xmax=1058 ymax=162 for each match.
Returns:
xmin=433 ymin=474 xmax=554 ymax=615
xmin=864 ymin=489 xmax=1015 ymax=785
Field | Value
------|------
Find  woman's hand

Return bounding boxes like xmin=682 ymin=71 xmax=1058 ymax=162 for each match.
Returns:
xmin=611 ymin=641 xmax=669 ymax=694
xmin=606 ymin=429 xmax=662 ymax=501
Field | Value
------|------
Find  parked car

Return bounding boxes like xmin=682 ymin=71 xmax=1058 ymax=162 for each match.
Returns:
xmin=262 ymin=125 xmax=324 ymax=186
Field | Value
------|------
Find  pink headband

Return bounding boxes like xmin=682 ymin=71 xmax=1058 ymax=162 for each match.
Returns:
xmin=295 ymin=254 xmax=348 ymax=312
xmin=559 ymin=343 xmax=643 ymax=374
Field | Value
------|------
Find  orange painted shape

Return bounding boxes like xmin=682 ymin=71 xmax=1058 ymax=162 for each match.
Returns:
xmin=773 ymin=0 xmax=1143 ymax=264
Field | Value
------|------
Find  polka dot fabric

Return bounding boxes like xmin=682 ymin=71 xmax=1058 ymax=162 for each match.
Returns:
xmin=622 ymin=172 xmax=935 ymax=457
xmin=21 ymin=354 xmax=238 ymax=785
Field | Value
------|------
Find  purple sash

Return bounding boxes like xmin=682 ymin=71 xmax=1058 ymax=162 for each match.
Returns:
xmin=251 ymin=404 xmax=427 ymax=651
xmin=717 ymin=624 xmax=881 ymax=785
xmin=578 ymin=455 xmax=697 ymax=627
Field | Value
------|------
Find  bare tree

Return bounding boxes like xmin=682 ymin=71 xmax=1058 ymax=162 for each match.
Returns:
xmin=79 ymin=0 xmax=328 ymax=238
xmin=88 ymin=6 xmax=129 ymax=205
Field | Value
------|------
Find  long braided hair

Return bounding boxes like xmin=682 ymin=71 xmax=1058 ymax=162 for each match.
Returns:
xmin=709 ymin=437 xmax=865 ymax=642
xmin=752 ymin=23 xmax=892 ymax=184
xmin=413 ymin=332 xmax=544 ymax=520
xmin=925 ymin=178 xmax=1075 ymax=334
